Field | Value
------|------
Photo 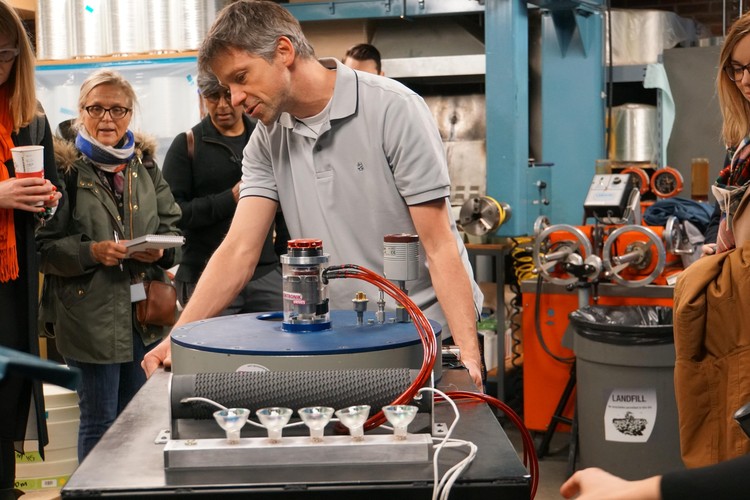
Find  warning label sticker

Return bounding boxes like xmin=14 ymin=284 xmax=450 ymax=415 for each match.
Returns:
xmin=603 ymin=388 xmax=657 ymax=443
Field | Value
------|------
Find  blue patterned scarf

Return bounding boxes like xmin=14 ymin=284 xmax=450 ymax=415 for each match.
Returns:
xmin=75 ymin=127 xmax=135 ymax=172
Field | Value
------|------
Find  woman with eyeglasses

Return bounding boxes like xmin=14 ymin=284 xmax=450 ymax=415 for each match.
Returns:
xmin=702 ymin=13 xmax=750 ymax=255
xmin=36 ymin=69 xmax=181 ymax=462
xmin=0 ymin=1 xmax=63 ymax=496
xmin=162 ymin=71 xmax=288 ymax=314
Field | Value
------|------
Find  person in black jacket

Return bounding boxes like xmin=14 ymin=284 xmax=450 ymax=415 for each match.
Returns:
xmin=0 ymin=1 xmax=62 ymax=496
xmin=162 ymin=71 xmax=288 ymax=313
xmin=560 ymin=454 xmax=750 ymax=500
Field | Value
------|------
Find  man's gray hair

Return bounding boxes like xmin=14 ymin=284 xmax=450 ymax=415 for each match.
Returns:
xmin=198 ymin=0 xmax=315 ymax=74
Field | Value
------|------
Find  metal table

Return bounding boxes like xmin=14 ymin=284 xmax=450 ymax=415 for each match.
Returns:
xmin=62 ymin=368 xmax=530 ymax=499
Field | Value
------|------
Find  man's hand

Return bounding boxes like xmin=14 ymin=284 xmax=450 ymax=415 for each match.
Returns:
xmin=142 ymin=337 xmax=172 ymax=378
xmin=560 ymin=467 xmax=662 ymax=500
xmin=462 ymin=357 xmax=484 ymax=391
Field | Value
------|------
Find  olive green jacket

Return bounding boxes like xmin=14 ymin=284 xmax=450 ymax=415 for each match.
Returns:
xmin=37 ymin=136 xmax=182 ymax=363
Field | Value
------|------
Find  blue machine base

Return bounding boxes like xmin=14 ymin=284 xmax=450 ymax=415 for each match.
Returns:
xmin=171 ymin=310 xmax=442 ymax=356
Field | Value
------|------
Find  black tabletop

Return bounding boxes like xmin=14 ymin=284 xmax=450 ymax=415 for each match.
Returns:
xmin=62 ymin=367 xmax=530 ymax=499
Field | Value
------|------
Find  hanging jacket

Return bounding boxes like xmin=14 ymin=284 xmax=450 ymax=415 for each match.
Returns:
xmin=36 ymin=134 xmax=181 ymax=364
xmin=673 ymin=243 xmax=750 ymax=467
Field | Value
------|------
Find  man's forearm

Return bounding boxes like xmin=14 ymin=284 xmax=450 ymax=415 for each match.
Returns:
xmin=428 ymin=251 xmax=482 ymax=369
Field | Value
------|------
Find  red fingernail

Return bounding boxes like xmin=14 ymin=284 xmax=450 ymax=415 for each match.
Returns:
xmin=52 ymin=186 xmax=57 ymax=191
xmin=50 ymin=195 xmax=55 ymax=200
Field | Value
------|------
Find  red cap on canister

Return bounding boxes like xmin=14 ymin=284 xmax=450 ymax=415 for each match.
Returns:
xmin=287 ymin=239 xmax=323 ymax=249
xmin=383 ymin=233 xmax=419 ymax=243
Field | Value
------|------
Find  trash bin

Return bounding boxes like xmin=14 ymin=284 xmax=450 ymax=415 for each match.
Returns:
xmin=570 ymin=305 xmax=684 ymax=480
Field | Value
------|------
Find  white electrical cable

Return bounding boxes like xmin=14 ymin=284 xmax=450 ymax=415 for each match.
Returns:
xmin=417 ymin=387 xmax=478 ymax=500
xmin=435 ymin=439 xmax=478 ymax=500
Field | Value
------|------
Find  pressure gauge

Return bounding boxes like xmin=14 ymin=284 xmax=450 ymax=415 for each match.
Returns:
xmin=620 ymin=166 xmax=651 ymax=195
xmin=650 ymin=167 xmax=684 ymax=198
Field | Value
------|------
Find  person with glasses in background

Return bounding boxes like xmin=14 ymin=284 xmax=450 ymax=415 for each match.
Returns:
xmin=162 ymin=71 xmax=288 ymax=313
xmin=36 ymin=69 xmax=181 ymax=462
xmin=702 ymin=12 xmax=750 ymax=256
xmin=0 ymin=1 xmax=62 ymax=496
xmin=342 ymin=43 xmax=384 ymax=76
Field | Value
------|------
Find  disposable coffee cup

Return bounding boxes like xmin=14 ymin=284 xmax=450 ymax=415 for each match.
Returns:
xmin=11 ymin=145 xmax=45 ymax=206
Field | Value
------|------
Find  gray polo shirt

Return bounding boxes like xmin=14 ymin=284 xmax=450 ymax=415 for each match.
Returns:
xmin=240 ymin=58 xmax=483 ymax=328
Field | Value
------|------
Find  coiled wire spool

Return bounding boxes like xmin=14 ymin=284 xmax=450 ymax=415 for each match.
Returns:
xmin=147 ymin=0 xmax=181 ymax=53
xmin=609 ymin=104 xmax=657 ymax=162
xmin=36 ymin=0 xmax=74 ymax=61
xmin=72 ymin=0 xmax=111 ymax=58
xmin=171 ymin=368 xmax=415 ymax=420
xmin=110 ymin=0 xmax=146 ymax=56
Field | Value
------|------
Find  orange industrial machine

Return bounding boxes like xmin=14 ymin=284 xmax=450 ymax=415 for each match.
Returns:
xmin=523 ymin=173 xmax=700 ymax=432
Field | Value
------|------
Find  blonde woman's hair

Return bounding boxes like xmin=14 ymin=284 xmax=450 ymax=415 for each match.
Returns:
xmin=0 ymin=0 xmax=38 ymax=131
xmin=718 ymin=12 xmax=750 ymax=148
xmin=76 ymin=69 xmax=137 ymax=128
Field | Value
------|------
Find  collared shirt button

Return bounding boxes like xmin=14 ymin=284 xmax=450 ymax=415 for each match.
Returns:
xmin=133 ymin=171 xmax=138 ymax=178
xmin=315 ymin=145 xmax=322 ymax=152
xmin=116 ymin=215 xmax=122 ymax=221
xmin=133 ymin=204 xmax=139 ymax=210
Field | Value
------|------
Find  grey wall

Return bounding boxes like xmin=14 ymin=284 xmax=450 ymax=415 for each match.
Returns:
xmin=664 ymin=45 xmax=725 ymax=202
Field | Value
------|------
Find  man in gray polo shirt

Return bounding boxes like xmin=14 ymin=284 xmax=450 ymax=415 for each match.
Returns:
xmin=142 ymin=0 xmax=485 ymax=389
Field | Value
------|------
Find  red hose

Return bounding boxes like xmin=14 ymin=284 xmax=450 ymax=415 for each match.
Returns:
xmin=323 ymin=265 xmax=437 ymax=431
xmin=441 ymin=391 xmax=539 ymax=499
xmin=323 ymin=266 xmax=537 ymax=498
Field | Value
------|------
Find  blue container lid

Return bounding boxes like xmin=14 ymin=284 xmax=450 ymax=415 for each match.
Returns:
xmin=171 ymin=310 xmax=441 ymax=356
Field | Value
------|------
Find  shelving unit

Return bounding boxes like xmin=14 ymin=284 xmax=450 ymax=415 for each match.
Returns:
xmin=609 ymin=64 xmax=649 ymax=83
xmin=36 ymin=51 xmax=198 ymax=68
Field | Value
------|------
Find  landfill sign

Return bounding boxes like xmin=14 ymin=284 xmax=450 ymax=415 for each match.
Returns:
xmin=603 ymin=388 xmax=657 ymax=443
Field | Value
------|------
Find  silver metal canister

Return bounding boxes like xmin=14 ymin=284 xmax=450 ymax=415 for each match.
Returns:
xmin=609 ymin=104 xmax=658 ymax=163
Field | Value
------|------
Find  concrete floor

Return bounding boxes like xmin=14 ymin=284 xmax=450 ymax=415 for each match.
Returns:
xmin=504 ymin=423 xmax=574 ymax=500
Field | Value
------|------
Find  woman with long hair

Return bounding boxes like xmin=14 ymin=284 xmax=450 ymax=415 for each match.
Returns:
xmin=0 ymin=0 xmax=62 ymax=497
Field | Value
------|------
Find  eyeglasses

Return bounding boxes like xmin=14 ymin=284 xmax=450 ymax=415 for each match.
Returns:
xmin=0 ymin=48 xmax=19 ymax=63
xmin=203 ymin=89 xmax=232 ymax=104
xmin=84 ymin=105 xmax=131 ymax=120
xmin=725 ymin=62 xmax=750 ymax=82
